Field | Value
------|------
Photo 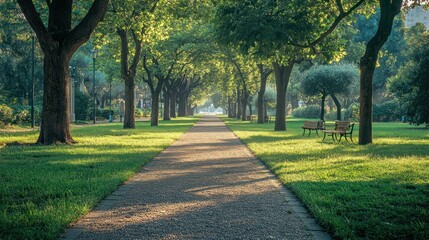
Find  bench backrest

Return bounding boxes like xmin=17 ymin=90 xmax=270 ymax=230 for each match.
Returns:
xmin=335 ymin=121 xmax=354 ymax=133
xmin=303 ymin=121 xmax=318 ymax=128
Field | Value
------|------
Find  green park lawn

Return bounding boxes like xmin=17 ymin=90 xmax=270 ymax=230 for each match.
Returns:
xmin=0 ymin=117 xmax=199 ymax=239
xmin=224 ymin=117 xmax=429 ymax=240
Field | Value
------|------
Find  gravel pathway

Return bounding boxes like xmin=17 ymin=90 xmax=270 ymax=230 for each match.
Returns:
xmin=62 ymin=116 xmax=330 ymax=240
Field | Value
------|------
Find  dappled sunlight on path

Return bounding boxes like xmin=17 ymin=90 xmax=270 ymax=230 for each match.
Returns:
xmin=63 ymin=116 xmax=329 ymax=240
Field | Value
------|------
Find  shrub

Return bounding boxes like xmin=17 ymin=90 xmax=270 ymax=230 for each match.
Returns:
xmin=135 ymin=108 xmax=144 ymax=117
xmin=75 ymin=91 xmax=91 ymax=121
xmin=344 ymin=103 xmax=360 ymax=121
xmin=373 ymin=100 xmax=401 ymax=122
xmin=325 ymin=109 xmax=347 ymax=121
xmin=0 ymin=104 xmax=14 ymax=127
xmin=292 ymin=105 xmax=320 ymax=119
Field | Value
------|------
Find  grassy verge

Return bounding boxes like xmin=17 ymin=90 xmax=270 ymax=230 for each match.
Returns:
xmin=223 ymin=117 xmax=429 ymax=240
xmin=0 ymin=117 xmax=199 ymax=239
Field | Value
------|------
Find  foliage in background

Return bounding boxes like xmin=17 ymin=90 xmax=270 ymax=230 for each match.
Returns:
xmin=388 ymin=23 xmax=429 ymax=126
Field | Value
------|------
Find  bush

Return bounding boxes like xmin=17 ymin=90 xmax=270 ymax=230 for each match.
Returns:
xmin=344 ymin=103 xmax=359 ymax=121
xmin=75 ymin=91 xmax=91 ymax=121
xmin=0 ymin=104 xmax=14 ymax=127
xmin=373 ymin=100 xmax=401 ymax=122
xmin=135 ymin=108 xmax=145 ymax=117
xmin=325 ymin=109 xmax=347 ymax=121
xmin=99 ymin=108 xmax=120 ymax=121
xmin=292 ymin=105 xmax=320 ymax=119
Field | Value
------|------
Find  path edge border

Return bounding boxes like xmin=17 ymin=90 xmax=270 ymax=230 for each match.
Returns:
xmin=222 ymin=117 xmax=332 ymax=240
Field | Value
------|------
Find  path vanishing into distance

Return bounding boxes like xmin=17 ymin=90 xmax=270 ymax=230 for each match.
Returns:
xmin=62 ymin=116 xmax=330 ymax=240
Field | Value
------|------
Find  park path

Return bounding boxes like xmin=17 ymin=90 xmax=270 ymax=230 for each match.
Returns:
xmin=62 ymin=116 xmax=330 ymax=240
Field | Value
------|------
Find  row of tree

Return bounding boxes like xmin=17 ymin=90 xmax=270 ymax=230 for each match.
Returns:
xmin=5 ymin=0 xmax=428 ymax=145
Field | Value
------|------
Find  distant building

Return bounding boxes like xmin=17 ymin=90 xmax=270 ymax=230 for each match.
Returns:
xmin=405 ymin=6 xmax=429 ymax=28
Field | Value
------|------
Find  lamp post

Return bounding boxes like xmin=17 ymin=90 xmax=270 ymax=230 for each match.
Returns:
xmin=30 ymin=33 xmax=35 ymax=128
xmin=92 ymin=49 xmax=97 ymax=124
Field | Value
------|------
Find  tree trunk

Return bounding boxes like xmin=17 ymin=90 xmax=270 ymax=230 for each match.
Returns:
xmin=178 ymin=93 xmax=187 ymax=117
xmin=320 ymin=94 xmax=326 ymax=121
xmin=37 ymin=51 xmax=74 ymax=144
xmin=241 ymin=90 xmax=249 ymax=121
xmin=359 ymin=0 xmax=402 ymax=145
xmin=227 ymin=96 xmax=233 ymax=118
xmin=123 ymin=76 xmax=135 ymax=128
xmin=236 ymin=88 xmax=242 ymax=120
xmin=331 ymin=94 xmax=342 ymax=120
xmin=257 ymin=64 xmax=271 ymax=124
xmin=151 ymin=92 xmax=159 ymax=126
xmin=170 ymin=92 xmax=176 ymax=118
xmin=273 ymin=61 xmax=295 ymax=131
xmin=163 ymin=91 xmax=171 ymax=121
xmin=17 ymin=0 xmax=108 ymax=144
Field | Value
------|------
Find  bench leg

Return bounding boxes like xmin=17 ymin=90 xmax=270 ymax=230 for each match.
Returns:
xmin=337 ymin=134 xmax=343 ymax=143
xmin=344 ymin=134 xmax=349 ymax=142
xmin=332 ymin=133 xmax=336 ymax=142
xmin=308 ymin=129 xmax=311 ymax=137
xmin=315 ymin=129 xmax=319 ymax=136
xmin=349 ymin=134 xmax=354 ymax=143
xmin=322 ymin=132 xmax=327 ymax=141
xmin=302 ymin=129 xmax=306 ymax=136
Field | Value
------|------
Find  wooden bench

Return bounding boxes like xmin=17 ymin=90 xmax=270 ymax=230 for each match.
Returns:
xmin=322 ymin=121 xmax=355 ymax=143
xmin=302 ymin=120 xmax=325 ymax=136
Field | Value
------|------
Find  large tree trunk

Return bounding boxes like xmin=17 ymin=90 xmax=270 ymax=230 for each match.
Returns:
xmin=163 ymin=91 xmax=171 ymax=121
xmin=151 ymin=92 xmax=160 ymax=126
xmin=38 ymin=51 xmax=74 ymax=144
xmin=320 ymin=94 xmax=326 ymax=121
xmin=273 ymin=61 xmax=294 ymax=131
xmin=17 ymin=0 xmax=108 ymax=144
xmin=359 ymin=0 xmax=402 ymax=145
xmin=331 ymin=94 xmax=342 ymax=120
xmin=123 ymin=76 xmax=135 ymax=129
xmin=241 ymin=90 xmax=249 ymax=121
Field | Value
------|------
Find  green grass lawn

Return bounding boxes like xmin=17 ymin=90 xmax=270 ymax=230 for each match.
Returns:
xmin=0 ymin=117 xmax=198 ymax=240
xmin=224 ymin=117 xmax=429 ymax=240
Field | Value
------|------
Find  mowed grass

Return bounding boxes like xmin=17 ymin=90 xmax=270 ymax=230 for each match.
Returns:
xmin=223 ymin=117 xmax=429 ymax=240
xmin=0 ymin=117 xmax=199 ymax=240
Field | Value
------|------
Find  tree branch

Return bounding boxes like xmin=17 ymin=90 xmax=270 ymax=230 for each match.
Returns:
xmin=17 ymin=0 xmax=53 ymax=52
xmin=65 ymin=0 xmax=109 ymax=53
xmin=289 ymin=0 xmax=366 ymax=48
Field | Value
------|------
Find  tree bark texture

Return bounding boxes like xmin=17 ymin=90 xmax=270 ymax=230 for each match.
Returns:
xmin=331 ymin=94 xmax=342 ymax=120
xmin=123 ymin=76 xmax=135 ymax=129
xmin=163 ymin=91 xmax=171 ymax=121
xmin=170 ymin=92 xmax=177 ymax=118
xmin=257 ymin=64 xmax=272 ymax=124
xmin=273 ymin=61 xmax=294 ymax=131
xmin=320 ymin=94 xmax=327 ymax=121
xmin=236 ymin=88 xmax=242 ymax=120
xmin=178 ymin=93 xmax=188 ymax=117
xmin=151 ymin=93 xmax=160 ymax=126
xmin=359 ymin=0 xmax=402 ymax=145
xmin=17 ymin=0 xmax=108 ymax=144
xmin=241 ymin=91 xmax=249 ymax=121
xmin=118 ymin=28 xmax=142 ymax=129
